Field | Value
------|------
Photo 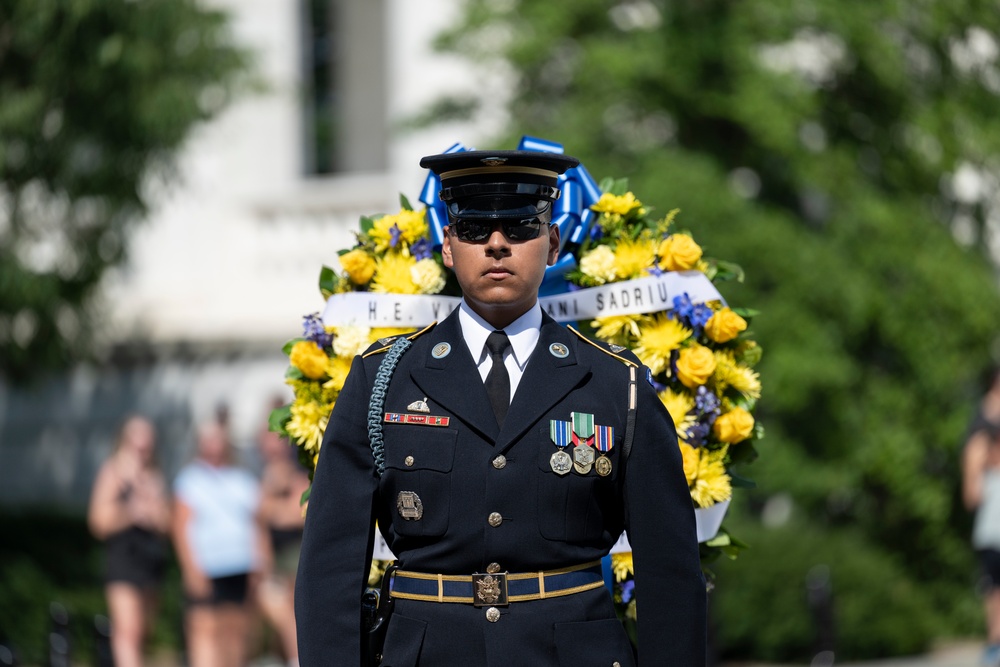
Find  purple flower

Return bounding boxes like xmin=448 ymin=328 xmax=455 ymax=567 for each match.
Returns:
xmin=389 ymin=224 xmax=402 ymax=248
xmin=302 ymin=313 xmax=332 ymax=348
xmin=685 ymin=421 xmax=712 ymax=447
xmin=411 ymin=238 xmax=432 ymax=261
xmin=621 ymin=580 xmax=635 ymax=603
xmin=589 ymin=225 xmax=603 ymax=242
xmin=694 ymin=385 xmax=720 ymax=418
xmin=669 ymin=293 xmax=711 ymax=335
xmin=648 ymin=265 xmax=664 ymax=277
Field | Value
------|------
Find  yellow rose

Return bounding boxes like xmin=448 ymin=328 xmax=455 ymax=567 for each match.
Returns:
xmin=679 ymin=442 xmax=699 ymax=486
xmin=339 ymin=248 xmax=376 ymax=285
xmin=676 ymin=344 xmax=716 ymax=388
xmin=712 ymin=407 xmax=755 ymax=444
xmin=704 ymin=307 xmax=748 ymax=343
xmin=657 ymin=233 xmax=703 ymax=272
xmin=289 ymin=341 xmax=329 ymax=380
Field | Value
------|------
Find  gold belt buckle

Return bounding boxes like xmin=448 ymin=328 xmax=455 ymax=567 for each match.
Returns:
xmin=471 ymin=572 xmax=509 ymax=607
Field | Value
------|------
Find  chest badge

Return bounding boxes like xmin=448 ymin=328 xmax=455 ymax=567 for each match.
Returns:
xmin=397 ymin=491 xmax=424 ymax=520
xmin=407 ymin=397 xmax=430 ymax=413
xmin=385 ymin=412 xmax=450 ymax=427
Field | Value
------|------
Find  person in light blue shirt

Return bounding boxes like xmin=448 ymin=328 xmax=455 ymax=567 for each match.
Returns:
xmin=173 ymin=420 xmax=265 ymax=667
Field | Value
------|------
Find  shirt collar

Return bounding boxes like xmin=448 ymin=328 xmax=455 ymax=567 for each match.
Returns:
xmin=458 ymin=301 xmax=542 ymax=370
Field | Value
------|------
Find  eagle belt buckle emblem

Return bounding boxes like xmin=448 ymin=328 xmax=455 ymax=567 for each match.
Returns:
xmin=472 ymin=572 xmax=508 ymax=607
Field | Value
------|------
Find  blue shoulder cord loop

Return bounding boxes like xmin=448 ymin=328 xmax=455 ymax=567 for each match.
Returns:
xmin=367 ymin=337 xmax=413 ymax=477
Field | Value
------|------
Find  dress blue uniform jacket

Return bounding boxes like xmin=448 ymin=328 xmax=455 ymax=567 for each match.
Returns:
xmin=295 ymin=309 xmax=706 ymax=666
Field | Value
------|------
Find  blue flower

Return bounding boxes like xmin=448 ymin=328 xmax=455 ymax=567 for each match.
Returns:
xmin=302 ymin=313 xmax=332 ymax=349
xmin=621 ymin=579 xmax=635 ymax=603
xmin=389 ymin=223 xmax=402 ymax=248
xmin=694 ymin=385 xmax=720 ymax=418
xmin=589 ymin=225 xmax=603 ymax=242
xmin=685 ymin=421 xmax=712 ymax=447
xmin=411 ymin=238 xmax=432 ymax=261
xmin=669 ymin=293 xmax=712 ymax=335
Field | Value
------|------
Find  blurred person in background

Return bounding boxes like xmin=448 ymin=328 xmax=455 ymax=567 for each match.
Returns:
xmin=88 ymin=415 xmax=172 ymax=667
xmin=255 ymin=403 xmax=309 ymax=667
xmin=173 ymin=419 xmax=267 ymax=667
xmin=963 ymin=368 xmax=1000 ymax=667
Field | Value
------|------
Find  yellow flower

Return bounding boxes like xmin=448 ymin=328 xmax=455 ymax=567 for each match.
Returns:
xmin=689 ymin=446 xmax=732 ymax=508
xmin=657 ymin=233 xmax=703 ymax=272
xmin=658 ymin=388 xmax=696 ymax=433
xmin=410 ymin=258 xmax=446 ymax=294
xmin=678 ymin=442 xmax=699 ymax=486
xmin=371 ymin=254 xmax=419 ymax=294
xmin=592 ymin=192 xmax=643 ymax=216
xmin=611 ymin=552 xmax=634 ymax=582
xmin=286 ymin=399 xmax=329 ymax=453
xmin=323 ymin=355 xmax=353 ymax=393
xmin=704 ymin=307 xmax=747 ymax=344
xmin=713 ymin=407 xmax=755 ymax=444
xmin=369 ymin=208 xmax=429 ymax=253
xmin=339 ymin=248 xmax=377 ymax=285
xmin=713 ymin=351 xmax=762 ymax=400
xmin=289 ymin=341 xmax=329 ymax=380
xmin=579 ymin=245 xmax=617 ymax=285
xmin=593 ymin=315 xmax=647 ymax=343
xmin=333 ymin=325 xmax=373 ymax=358
xmin=633 ymin=314 xmax=692 ymax=375
xmin=676 ymin=344 xmax=716 ymax=388
xmin=612 ymin=237 xmax=656 ymax=280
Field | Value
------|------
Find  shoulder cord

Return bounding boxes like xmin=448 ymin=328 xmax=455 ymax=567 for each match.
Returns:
xmin=622 ymin=365 xmax=638 ymax=463
xmin=366 ymin=337 xmax=413 ymax=477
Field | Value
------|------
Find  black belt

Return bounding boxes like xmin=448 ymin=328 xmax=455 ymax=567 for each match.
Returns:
xmin=390 ymin=561 xmax=604 ymax=607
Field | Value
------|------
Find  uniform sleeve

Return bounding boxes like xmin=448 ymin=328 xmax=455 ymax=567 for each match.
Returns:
xmin=295 ymin=355 xmax=379 ymax=667
xmin=623 ymin=367 xmax=707 ymax=666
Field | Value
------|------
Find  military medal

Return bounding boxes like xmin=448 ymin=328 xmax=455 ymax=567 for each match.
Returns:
xmin=594 ymin=424 xmax=615 ymax=477
xmin=572 ymin=444 xmax=595 ymax=474
xmin=549 ymin=419 xmax=573 ymax=475
xmin=570 ymin=412 xmax=596 ymax=475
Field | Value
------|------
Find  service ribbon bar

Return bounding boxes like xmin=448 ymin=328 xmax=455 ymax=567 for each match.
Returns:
xmin=322 ymin=272 xmax=723 ymax=328
xmin=550 ymin=420 xmax=573 ymax=447
xmin=595 ymin=425 xmax=614 ymax=452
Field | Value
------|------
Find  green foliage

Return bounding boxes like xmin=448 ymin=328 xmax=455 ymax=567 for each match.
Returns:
xmin=0 ymin=0 xmax=251 ymax=383
xmin=0 ymin=512 xmax=183 ymax=664
xmin=439 ymin=0 xmax=1000 ymax=656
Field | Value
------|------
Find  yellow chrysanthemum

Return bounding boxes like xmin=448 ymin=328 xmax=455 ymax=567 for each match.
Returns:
xmin=713 ymin=351 xmax=762 ymax=400
xmin=289 ymin=341 xmax=329 ymax=380
xmin=689 ymin=446 xmax=732 ymax=508
xmin=579 ymin=245 xmax=617 ymax=285
xmin=410 ymin=257 xmax=446 ymax=294
xmin=333 ymin=325 xmax=373 ymax=359
xmin=371 ymin=253 xmax=419 ymax=294
xmin=611 ymin=552 xmax=634 ymax=582
xmin=285 ymin=399 xmax=329 ymax=453
xmin=612 ymin=237 xmax=656 ymax=280
xmin=678 ymin=442 xmax=699 ymax=486
xmin=369 ymin=208 xmax=429 ymax=253
xmin=592 ymin=314 xmax=648 ymax=344
xmin=658 ymin=388 xmax=696 ymax=434
xmin=591 ymin=192 xmax=644 ymax=216
xmin=633 ymin=314 xmax=692 ymax=375
xmin=323 ymin=354 xmax=353 ymax=393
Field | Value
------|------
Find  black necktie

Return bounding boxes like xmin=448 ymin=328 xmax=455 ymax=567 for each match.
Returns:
xmin=485 ymin=330 xmax=511 ymax=427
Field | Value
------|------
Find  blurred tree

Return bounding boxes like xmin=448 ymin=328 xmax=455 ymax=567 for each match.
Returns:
xmin=438 ymin=0 xmax=1000 ymax=656
xmin=0 ymin=0 xmax=249 ymax=383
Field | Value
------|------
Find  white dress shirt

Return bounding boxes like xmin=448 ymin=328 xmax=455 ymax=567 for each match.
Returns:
xmin=457 ymin=300 xmax=542 ymax=404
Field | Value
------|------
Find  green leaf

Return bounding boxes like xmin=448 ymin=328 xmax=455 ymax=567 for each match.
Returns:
xmin=359 ymin=215 xmax=376 ymax=234
xmin=736 ymin=343 xmax=763 ymax=367
xmin=609 ymin=178 xmax=630 ymax=195
xmin=728 ymin=472 xmax=757 ymax=489
xmin=285 ymin=366 xmax=304 ymax=380
xmin=728 ymin=442 xmax=759 ymax=465
xmin=705 ymin=532 xmax=732 ymax=547
xmin=282 ymin=337 xmax=305 ymax=355
xmin=731 ymin=307 xmax=760 ymax=318
xmin=711 ymin=260 xmax=745 ymax=283
xmin=598 ymin=176 xmax=615 ymax=193
xmin=267 ymin=404 xmax=292 ymax=434
xmin=300 ymin=485 xmax=312 ymax=506
xmin=399 ymin=193 xmax=414 ymax=211
xmin=319 ymin=265 xmax=339 ymax=298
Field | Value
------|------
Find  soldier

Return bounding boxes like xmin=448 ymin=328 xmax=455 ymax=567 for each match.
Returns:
xmin=295 ymin=150 xmax=706 ymax=666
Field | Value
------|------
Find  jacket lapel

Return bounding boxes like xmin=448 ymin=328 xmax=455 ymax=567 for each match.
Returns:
xmin=409 ymin=311 xmax=501 ymax=443
xmin=497 ymin=314 xmax=590 ymax=451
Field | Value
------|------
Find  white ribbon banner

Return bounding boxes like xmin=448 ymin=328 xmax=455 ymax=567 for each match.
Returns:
xmin=322 ymin=271 xmax=723 ymax=328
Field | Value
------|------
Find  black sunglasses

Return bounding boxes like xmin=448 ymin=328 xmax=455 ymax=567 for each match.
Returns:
xmin=450 ymin=218 xmax=548 ymax=243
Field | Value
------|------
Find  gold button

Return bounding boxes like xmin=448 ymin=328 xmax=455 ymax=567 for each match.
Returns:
xmin=488 ymin=512 xmax=503 ymax=527
xmin=404 ymin=456 xmax=414 ymax=467
xmin=492 ymin=455 xmax=507 ymax=469
xmin=486 ymin=562 xmax=501 ymax=574
xmin=485 ymin=606 xmax=500 ymax=622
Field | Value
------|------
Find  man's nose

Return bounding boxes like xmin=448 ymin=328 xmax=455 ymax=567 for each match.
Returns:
xmin=485 ymin=227 xmax=511 ymax=254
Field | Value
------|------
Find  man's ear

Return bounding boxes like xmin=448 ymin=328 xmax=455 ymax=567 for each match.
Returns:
xmin=546 ymin=224 xmax=560 ymax=266
xmin=442 ymin=226 xmax=455 ymax=268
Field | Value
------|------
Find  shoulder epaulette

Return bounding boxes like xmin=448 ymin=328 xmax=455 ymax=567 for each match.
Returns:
xmin=362 ymin=322 xmax=437 ymax=358
xmin=566 ymin=325 xmax=638 ymax=367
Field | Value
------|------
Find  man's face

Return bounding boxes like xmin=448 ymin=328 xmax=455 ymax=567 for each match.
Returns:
xmin=442 ymin=220 xmax=560 ymax=329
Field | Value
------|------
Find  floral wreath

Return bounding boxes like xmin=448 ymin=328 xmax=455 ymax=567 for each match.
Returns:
xmin=270 ymin=136 xmax=763 ymax=614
